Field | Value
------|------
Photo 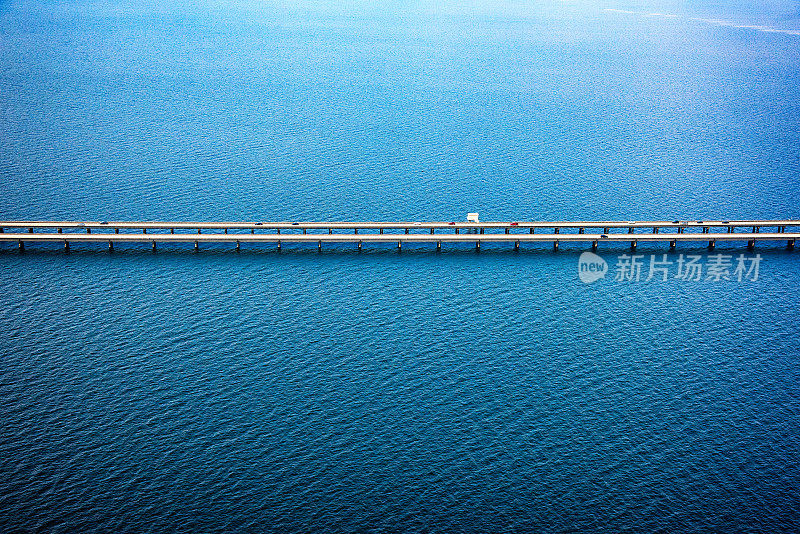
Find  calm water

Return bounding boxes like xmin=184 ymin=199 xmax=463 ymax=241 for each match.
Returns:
xmin=2 ymin=0 xmax=800 ymax=532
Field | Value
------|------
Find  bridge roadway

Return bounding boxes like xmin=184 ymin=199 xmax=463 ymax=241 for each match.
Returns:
xmin=0 ymin=220 xmax=798 ymax=251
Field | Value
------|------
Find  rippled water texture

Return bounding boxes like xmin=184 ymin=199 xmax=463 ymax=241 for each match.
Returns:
xmin=1 ymin=1 xmax=800 ymax=532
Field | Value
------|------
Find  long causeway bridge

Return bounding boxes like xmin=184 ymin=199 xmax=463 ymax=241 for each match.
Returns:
xmin=1 ymin=220 xmax=798 ymax=252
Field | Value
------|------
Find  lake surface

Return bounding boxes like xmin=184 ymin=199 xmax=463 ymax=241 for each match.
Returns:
xmin=1 ymin=1 xmax=799 ymax=532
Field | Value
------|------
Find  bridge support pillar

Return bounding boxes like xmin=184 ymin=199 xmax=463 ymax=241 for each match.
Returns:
xmin=108 ymin=241 xmax=112 ymax=252
xmin=591 ymin=240 xmax=597 ymax=252
xmin=277 ymin=241 xmax=281 ymax=252
xmin=788 ymin=239 xmax=795 ymax=250
xmin=65 ymin=241 xmax=70 ymax=253
xmin=669 ymin=239 xmax=676 ymax=250
xmin=514 ymin=241 xmax=519 ymax=251
xmin=235 ymin=240 xmax=240 ymax=252
xmin=358 ymin=240 xmax=362 ymax=251
xmin=398 ymin=241 xmax=402 ymax=251
xmin=318 ymin=240 xmax=322 ymax=252
xmin=18 ymin=240 xmax=23 ymax=252
xmin=578 ymin=228 xmax=584 ymax=234
xmin=152 ymin=241 xmax=156 ymax=252
xmin=553 ymin=240 xmax=559 ymax=252
xmin=437 ymin=241 xmax=441 ymax=252
xmin=194 ymin=241 xmax=199 ymax=252
xmin=631 ymin=240 xmax=637 ymax=251
xmin=475 ymin=241 xmax=480 ymax=251
xmin=708 ymin=239 xmax=715 ymax=250
xmin=747 ymin=239 xmax=755 ymax=251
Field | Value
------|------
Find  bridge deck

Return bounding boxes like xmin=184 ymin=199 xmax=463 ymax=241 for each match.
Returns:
xmin=1 ymin=220 xmax=797 ymax=249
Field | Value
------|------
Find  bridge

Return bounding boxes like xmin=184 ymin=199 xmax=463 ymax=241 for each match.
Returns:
xmin=0 ymin=220 xmax=797 ymax=252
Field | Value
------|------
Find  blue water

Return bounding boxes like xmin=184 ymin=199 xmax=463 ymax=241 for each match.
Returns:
xmin=2 ymin=1 xmax=800 ymax=532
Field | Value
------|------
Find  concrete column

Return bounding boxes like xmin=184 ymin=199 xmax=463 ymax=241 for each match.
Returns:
xmin=318 ymin=240 xmax=322 ymax=251
xmin=65 ymin=241 xmax=70 ymax=252
xmin=631 ymin=240 xmax=637 ymax=251
xmin=591 ymin=240 xmax=597 ymax=251
xmin=437 ymin=241 xmax=441 ymax=251
xmin=152 ymin=241 xmax=157 ymax=252
xmin=708 ymin=239 xmax=715 ymax=250
xmin=578 ymin=228 xmax=584 ymax=234
xmin=57 ymin=228 xmax=62 ymax=234
xmin=748 ymin=239 xmax=755 ymax=251
xmin=108 ymin=241 xmax=113 ymax=252
xmin=554 ymin=228 xmax=560 ymax=234
xmin=669 ymin=239 xmax=676 ymax=250
xmin=170 ymin=228 xmax=175 ymax=234
xmin=194 ymin=241 xmax=199 ymax=251
xmin=476 ymin=241 xmax=480 ymax=251
xmin=115 ymin=228 xmax=119 ymax=234
xmin=235 ymin=240 xmax=240 ymax=252
xmin=18 ymin=240 xmax=23 ymax=252
xmin=553 ymin=240 xmax=559 ymax=252
xmin=277 ymin=241 xmax=281 ymax=251
xmin=788 ymin=239 xmax=795 ymax=250
xmin=358 ymin=240 xmax=362 ymax=251
xmin=514 ymin=241 xmax=520 ymax=251
xmin=398 ymin=241 xmax=402 ymax=251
